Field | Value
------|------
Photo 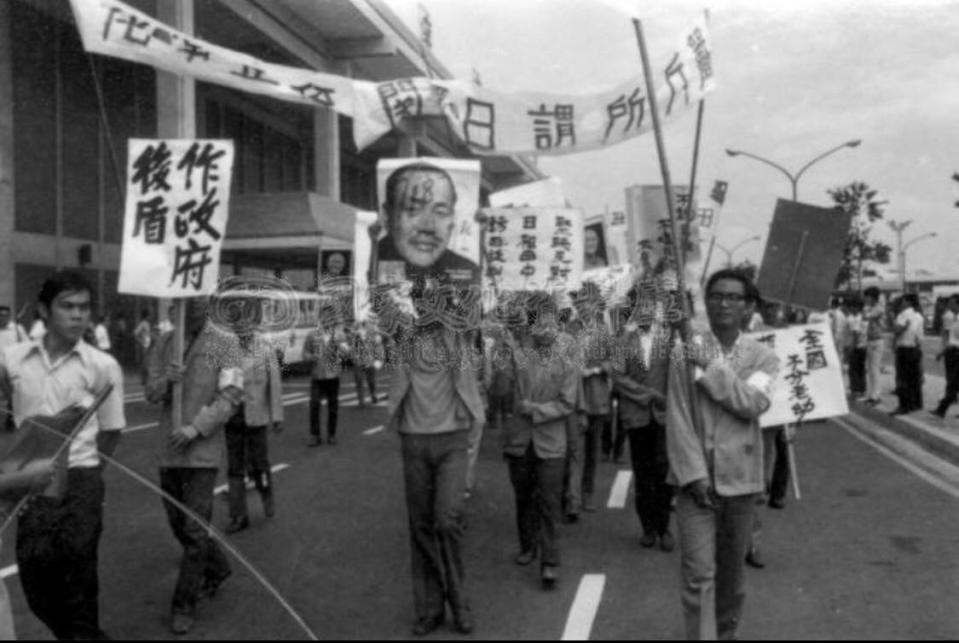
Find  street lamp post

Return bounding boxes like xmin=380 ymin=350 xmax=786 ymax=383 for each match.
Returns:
xmin=725 ymin=139 xmax=862 ymax=201
xmin=901 ymin=232 xmax=937 ymax=295
xmin=888 ymin=220 xmax=912 ymax=294
xmin=715 ymin=235 xmax=761 ymax=267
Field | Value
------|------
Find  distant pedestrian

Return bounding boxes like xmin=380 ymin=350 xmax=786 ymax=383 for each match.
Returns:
xmin=93 ymin=314 xmax=112 ymax=353
xmin=351 ymin=321 xmax=384 ymax=406
xmin=0 ymin=306 xmax=27 ymax=351
xmin=932 ymin=294 xmax=959 ymax=418
xmin=303 ymin=307 xmax=350 ymax=446
xmin=891 ymin=294 xmax=924 ymax=415
xmin=134 ymin=309 xmax=153 ymax=385
xmin=845 ymin=297 xmax=867 ymax=398
xmin=224 ymin=331 xmax=284 ymax=533
xmin=612 ymin=307 xmax=673 ymax=552
xmin=28 ymin=312 xmax=45 ymax=342
xmin=862 ymin=287 xmax=886 ymax=405
xmin=502 ymin=296 xmax=579 ymax=590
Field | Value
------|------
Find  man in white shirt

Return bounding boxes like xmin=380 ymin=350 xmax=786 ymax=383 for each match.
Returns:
xmin=892 ymin=294 xmax=925 ymax=415
xmin=933 ymin=294 xmax=959 ymax=418
xmin=0 ymin=306 xmax=27 ymax=351
xmin=93 ymin=315 xmax=112 ymax=353
xmin=0 ymin=270 xmax=125 ymax=640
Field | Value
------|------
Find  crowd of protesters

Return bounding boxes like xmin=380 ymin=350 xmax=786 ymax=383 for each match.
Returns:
xmin=0 ymin=267 xmax=955 ymax=640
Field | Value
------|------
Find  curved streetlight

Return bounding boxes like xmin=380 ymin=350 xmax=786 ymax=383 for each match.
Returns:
xmin=725 ymin=139 xmax=862 ymax=201
xmin=900 ymin=232 xmax=937 ymax=294
xmin=715 ymin=235 xmax=761 ymax=267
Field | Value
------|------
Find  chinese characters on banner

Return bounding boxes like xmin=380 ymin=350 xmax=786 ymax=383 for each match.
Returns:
xmin=483 ymin=208 xmax=584 ymax=293
xmin=118 ymin=139 xmax=234 ymax=297
xmin=69 ymin=0 xmax=355 ymax=116
xmin=748 ymin=323 xmax=849 ymax=428
xmin=70 ymin=0 xmax=714 ymax=158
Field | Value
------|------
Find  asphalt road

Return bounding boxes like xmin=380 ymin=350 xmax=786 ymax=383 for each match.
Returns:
xmin=5 ymin=369 xmax=959 ymax=640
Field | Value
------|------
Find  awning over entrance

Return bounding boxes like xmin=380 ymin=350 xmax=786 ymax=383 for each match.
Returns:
xmin=223 ymin=192 xmax=359 ymax=272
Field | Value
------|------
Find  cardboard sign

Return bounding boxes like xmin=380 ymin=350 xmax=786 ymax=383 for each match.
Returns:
xmin=748 ymin=322 xmax=850 ymax=427
xmin=756 ymin=199 xmax=853 ymax=310
xmin=119 ymin=139 xmax=234 ymax=297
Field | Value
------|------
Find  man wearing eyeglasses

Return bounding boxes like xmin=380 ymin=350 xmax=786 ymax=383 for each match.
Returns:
xmin=666 ymin=269 xmax=779 ymax=641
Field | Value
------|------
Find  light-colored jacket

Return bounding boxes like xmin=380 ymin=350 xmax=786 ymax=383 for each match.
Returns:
xmin=611 ymin=328 xmax=669 ymax=429
xmin=502 ymin=332 xmax=580 ymax=460
xmin=237 ymin=337 xmax=284 ymax=427
xmin=386 ymin=328 xmax=485 ymax=435
xmin=666 ymin=331 xmax=779 ymax=496
xmin=146 ymin=327 xmax=240 ymax=469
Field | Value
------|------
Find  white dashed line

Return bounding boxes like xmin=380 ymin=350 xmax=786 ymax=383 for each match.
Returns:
xmin=607 ymin=469 xmax=633 ymax=509
xmin=363 ymin=425 xmax=385 ymax=436
xmin=0 ymin=565 xmax=17 ymax=579
xmin=562 ymin=574 xmax=606 ymax=640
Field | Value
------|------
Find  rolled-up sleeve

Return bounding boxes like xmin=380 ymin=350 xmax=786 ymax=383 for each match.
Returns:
xmin=696 ymin=352 xmax=779 ymax=421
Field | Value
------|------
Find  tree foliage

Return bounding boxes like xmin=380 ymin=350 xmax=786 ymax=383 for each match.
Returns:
xmin=827 ymin=181 xmax=892 ymax=290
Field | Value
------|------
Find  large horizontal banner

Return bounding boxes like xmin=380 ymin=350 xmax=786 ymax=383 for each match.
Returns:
xmin=118 ymin=139 xmax=234 ymax=297
xmin=748 ymin=322 xmax=850 ymax=427
xmin=69 ymin=0 xmax=714 ymax=157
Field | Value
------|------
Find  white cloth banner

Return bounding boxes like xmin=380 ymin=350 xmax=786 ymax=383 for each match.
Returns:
xmin=483 ymin=208 xmax=584 ymax=292
xmin=118 ymin=139 xmax=234 ymax=298
xmin=747 ymin=322 xmax=850 ymax=427
xmin=70 ymin=0 xmax=714 ymax=158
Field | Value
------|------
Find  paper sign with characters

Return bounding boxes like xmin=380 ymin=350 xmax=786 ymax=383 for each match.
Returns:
xmin=748 ymin=322 xmax=849 ymax=427
xmin=118 ymin=139 xmax=234 ymax=298
xmin=483 ymin=207 xmax=585 ymax=293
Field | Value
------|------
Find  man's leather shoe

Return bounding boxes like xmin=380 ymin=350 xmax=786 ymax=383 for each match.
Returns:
xmin=659 ymin=532 xmax=675 ymax=552
xmin=198 ymin=570 xmax=232 ymax=600
xmin=262 ymin=493 xmax=275 ymax=518
xmin=328 ymin=436 xmax=338 ymax=445
xmin=308 ymin=436 xmax=322 ymax=447
xmin=453 ymin=608 xmax=474 ymax=635
xmin=541 ymin=565 xmax=558 ymax=589
xmin=171 ymin=612 xmax=195 ymax=635
xmin=768 ymin=497 xmax=786 ymax=510
xmin=563 ymin=511 xmax=580 ymax=524
xmin=582 ymin=498 xmax=597 ymax=513
xmin=514 ymin=550 xmax=536 ymax=566
xmin=225 ymin=516 xmax=249 ymax=534
xmin=745 ymin=546 xmax=765 ymax=569
xmin=412 ymin=614 xmax=445 ymax=636
xmin=639 ymin=532 xmax=657 ymax=548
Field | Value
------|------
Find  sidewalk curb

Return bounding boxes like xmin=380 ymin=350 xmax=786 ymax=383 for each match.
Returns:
xmin=850 ymin=400 xmax=959 ymax=469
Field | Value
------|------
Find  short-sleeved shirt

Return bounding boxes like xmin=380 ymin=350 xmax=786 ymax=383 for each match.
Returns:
xmin=895 ymin=308 xmax=924 ymax=348
xmin=943 ymin=310 xmax=959 ymax=348
xmin=0 ymin=339 xmax=126 ymax=468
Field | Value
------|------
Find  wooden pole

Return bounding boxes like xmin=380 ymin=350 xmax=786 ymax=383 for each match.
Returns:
xmin=785 ymin=422 xmax=801 ymax=500
xmin=171 ymin=300 xmax=185 ymax=430
xmin=683 ymin=101 xmax=706 ymax=268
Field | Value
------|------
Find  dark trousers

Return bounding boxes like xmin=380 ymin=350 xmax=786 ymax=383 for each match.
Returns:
xmin=627 ymin=421 xmax=674 ymax=537
xmin=353 ymin=366 xmax=378 ymax=404
xmin=936 ymin=346 xmax=959 ymax=415
xmin=309 ymin=377 xmax=340 ymax=438
xmin=401 ymin=431 xmax=471 ymax=619
xmin=507 ymin=445 xmax=565 ymax=568
xmin=895 ymin=346 xmax=924 ymax=412
xmin=767 ymin=428 xmax=791 ymax=503
xmin=16 ymin=468 xmax=106 ymax=641
xmin=848 ymin=346 xmax=867 ymax=396
xmin=159 ymin=467 xmax=232 ymax=615
xmin=225 ymin=418 xmax=272 ymax=520
xmin=601 ymin=413 xmax=625 ymax=460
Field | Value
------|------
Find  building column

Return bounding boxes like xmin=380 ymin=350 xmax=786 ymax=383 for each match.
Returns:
xmin=313 ymin=107 xmax=340 ymax=201
xmin=155 ymin=0 xmax=195 ymax=314
xmin=0 ymin=2 xmax=14 ymax=309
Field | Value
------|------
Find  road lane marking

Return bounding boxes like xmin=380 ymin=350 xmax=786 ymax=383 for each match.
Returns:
xmin=363 ymin=425 xmax=385 ymax=435
xmin=607 ymin=470 xmax=633 ymax=509
xmin=562 ymin=574 xmax=606 ymax=641
xmin=214 ymin=463 xmax=291 ymax=496
xmin=0 ymin=565 xmax=16 ymax=579
xmin=836 ymin=417 xmax=959 ymax=501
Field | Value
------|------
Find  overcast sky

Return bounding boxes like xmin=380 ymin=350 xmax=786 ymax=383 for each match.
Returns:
xmin=385 ymin=0 xmax=959 ymax=275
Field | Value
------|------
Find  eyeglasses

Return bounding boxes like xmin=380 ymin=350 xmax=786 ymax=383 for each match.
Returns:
xmin=706 ymin=292 xmax=747 ymax=304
